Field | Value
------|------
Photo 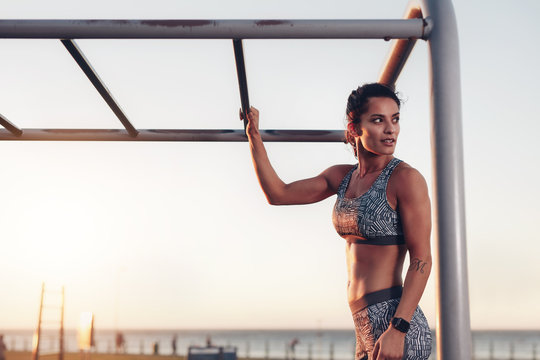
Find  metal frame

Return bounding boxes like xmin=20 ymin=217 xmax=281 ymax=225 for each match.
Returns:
xmin=420 ymin=1 xmax=472 ymax=359
xmin=0 ymin=1 xmax=471 ymax=358
xmin=0 ymin=129 xmax=344 ymax=142
xmin=0 ymin=17 xmax=430 ymax=142
xmin=378 ymin=3 xmax=428 ymax=87
xmin=61 ymin=39 xmax=138 ymax=137
xmin=0 ymin=19 xmax=427 ymax=39
xmin=233 ymin=39 xmax=250 ymax=132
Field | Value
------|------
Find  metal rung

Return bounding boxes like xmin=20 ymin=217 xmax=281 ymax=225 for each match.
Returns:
xmin=233 ymin=39 xmax=250 ymax=133
xmin=43 ymin=289 xmax=64 ymax=294
xmin=0 ymin=128 xmax=345 ymax=142
xmin=61 ymin=39 xmax=138 ymax=137
xmin=378 ymin=3 xmax=427 ymax=88
xmin=40 ymin=321 xmax=62 ymax=325
xmin=0 ymin=113 xmax=23 ymax=136
xmin=0 ymin=19 xmax=429 ymax=40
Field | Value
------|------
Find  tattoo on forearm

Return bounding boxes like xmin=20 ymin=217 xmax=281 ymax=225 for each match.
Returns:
xmin=409 ymin=258 xmax=428 ymax=274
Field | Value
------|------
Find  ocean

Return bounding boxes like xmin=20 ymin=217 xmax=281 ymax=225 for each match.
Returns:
xmin=2 ymin=329 xmax=540 ymax=360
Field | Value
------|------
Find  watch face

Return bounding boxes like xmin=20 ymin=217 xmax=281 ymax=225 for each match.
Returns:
xmin=392 ymin=317 xmax=410 ymax=333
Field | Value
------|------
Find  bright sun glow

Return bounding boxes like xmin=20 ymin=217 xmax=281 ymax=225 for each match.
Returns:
xmin=78 ymin=312 xmax=94 ymax=350
xmin=15 ymin=192 xmax=112 ymax=285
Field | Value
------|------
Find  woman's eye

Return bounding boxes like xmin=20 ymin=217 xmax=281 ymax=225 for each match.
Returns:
xmin=373 ymin=118 xmax=383 ymax=123
xmin=393 ymin=117 xmax=400 ymax=123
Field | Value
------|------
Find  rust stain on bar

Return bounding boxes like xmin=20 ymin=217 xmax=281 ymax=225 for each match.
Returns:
xmin=139 ymin=20 xmax=214 ymax=28
xmin=255 ymin=20 xmax=289 ymax=26
xmin=85 ymin=19 xmax=130 ymax=25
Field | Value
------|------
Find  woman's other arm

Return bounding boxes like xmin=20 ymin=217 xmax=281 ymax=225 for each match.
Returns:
xmin=394 ymin=167 xmax=432 ymax=321
xmin=373 ymin=166 xmax=432 ymax=360
xmin=244 ymin=107 xmax=347 ymax=205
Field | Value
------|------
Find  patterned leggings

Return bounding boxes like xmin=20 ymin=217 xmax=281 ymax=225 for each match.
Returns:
xmin=352 ymin=294 xmax=432 ymax=360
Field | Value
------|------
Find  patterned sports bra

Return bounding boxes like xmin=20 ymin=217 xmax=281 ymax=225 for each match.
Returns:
xmin=332 ymin=157 xmax=405 ymax=245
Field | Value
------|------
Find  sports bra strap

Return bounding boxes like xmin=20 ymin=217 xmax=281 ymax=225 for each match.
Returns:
xmin=337 ymin=158 xmax=401 ymax=198
xmin=374 ymin=158 xmax=402 ymax=190
xmin=337 ymin=166 xmax=356 ymax=198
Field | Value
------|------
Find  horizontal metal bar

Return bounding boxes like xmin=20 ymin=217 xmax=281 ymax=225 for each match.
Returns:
xmin=61 ymin=39 xmax=139 ymax=137
xmin=0 ymin=113 xmax=23 ymax=136
xmin=0 ymin=19 xmax=426 ymax=39
xmin=0 ymin=128 xmax=346 ymax=142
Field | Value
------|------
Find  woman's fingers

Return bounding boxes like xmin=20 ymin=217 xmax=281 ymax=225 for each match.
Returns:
xmin=372 ymin=341 xmax=381 ymax=360
xmin=239 ymin=107 xmax=257 ymax=120
xmin=240 ymin=106 xmax=259 ymax=132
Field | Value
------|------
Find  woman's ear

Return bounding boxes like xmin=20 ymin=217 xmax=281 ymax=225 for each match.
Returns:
xmin=347 ymin=122 xmax=361 ymax=136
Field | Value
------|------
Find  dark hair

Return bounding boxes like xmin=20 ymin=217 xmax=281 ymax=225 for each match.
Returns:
xmin=345 ymin=83 xmax=401 ymax=158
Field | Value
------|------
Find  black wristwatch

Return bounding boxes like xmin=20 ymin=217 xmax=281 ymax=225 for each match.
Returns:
xmin=391 ymin=317 xmax=410 ymax=333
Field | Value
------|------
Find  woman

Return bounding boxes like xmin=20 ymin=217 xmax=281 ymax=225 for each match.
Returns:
xmin=243 ymin=83 xmax=432 ymax=360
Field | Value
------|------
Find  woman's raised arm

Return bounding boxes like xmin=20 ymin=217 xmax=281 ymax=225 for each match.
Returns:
xmin=244 ymin=107 xmax=348 ymax=205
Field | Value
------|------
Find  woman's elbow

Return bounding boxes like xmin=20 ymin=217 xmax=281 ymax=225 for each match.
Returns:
xmin=265 ymin=189 xmax=294 ymax=205
xmin=266 ymin=195 xmax=285 ymax=205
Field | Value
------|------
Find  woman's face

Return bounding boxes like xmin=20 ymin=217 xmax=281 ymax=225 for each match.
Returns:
xmin=355 ymin=96 xmax=400 ymax=156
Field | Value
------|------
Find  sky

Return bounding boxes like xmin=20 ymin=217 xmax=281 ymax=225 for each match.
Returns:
xmin=0 ymin=0 xmax=539 ymax=331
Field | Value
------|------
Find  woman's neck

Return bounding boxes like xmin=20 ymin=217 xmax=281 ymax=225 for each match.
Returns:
xmin=356 ymin=154 xmax=394 ymax=178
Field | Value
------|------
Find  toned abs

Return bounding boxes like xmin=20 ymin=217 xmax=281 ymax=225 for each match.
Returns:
xmin=346 ymin=241 xmax=406 ymax=304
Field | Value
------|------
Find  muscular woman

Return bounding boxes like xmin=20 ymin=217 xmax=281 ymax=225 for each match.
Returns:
xmin=243 ymin=83 xmax=432 ymax=360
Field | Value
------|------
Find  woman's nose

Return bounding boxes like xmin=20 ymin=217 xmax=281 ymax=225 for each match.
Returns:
xmin=384 ymin=124 xmax=395 ymax=133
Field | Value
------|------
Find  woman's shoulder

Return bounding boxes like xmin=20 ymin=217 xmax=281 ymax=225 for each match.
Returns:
xmin=393 ymin=160 xmax=423 ymax=177
xmin=392 ymin=160 xmax=428 ymax=193
xmin=324 ymin=163 xmax=356 ymax=178
xmin=322 ymin=164 xmax=356 ymax=191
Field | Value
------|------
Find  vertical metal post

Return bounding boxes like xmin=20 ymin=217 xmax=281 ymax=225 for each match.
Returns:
xmin=59 ymin=286 xmax=65 ymax=360
xmin=420 ymin=0 xmax=472 ymax=359
xmin=32 ymin=283 xmax=45 ymax=360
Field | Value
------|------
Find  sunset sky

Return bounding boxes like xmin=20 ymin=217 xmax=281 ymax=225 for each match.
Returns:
xmin=1 ymin=0 xmax=539 ymax=331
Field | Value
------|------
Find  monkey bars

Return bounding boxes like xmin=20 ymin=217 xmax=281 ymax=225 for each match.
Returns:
xmin=0 ymin=13 xmax=429 ymax=141
xmin=0 ymin=1 xmax=472 ymax=359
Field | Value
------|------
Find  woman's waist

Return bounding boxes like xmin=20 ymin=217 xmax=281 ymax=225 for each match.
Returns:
xmin=347 ymin=271 xmax=403 ymax=306
xmin=348 ymin=285 xmax=403 ymax=314
xmin=347 ymin=245 xmax=404 ymax=276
